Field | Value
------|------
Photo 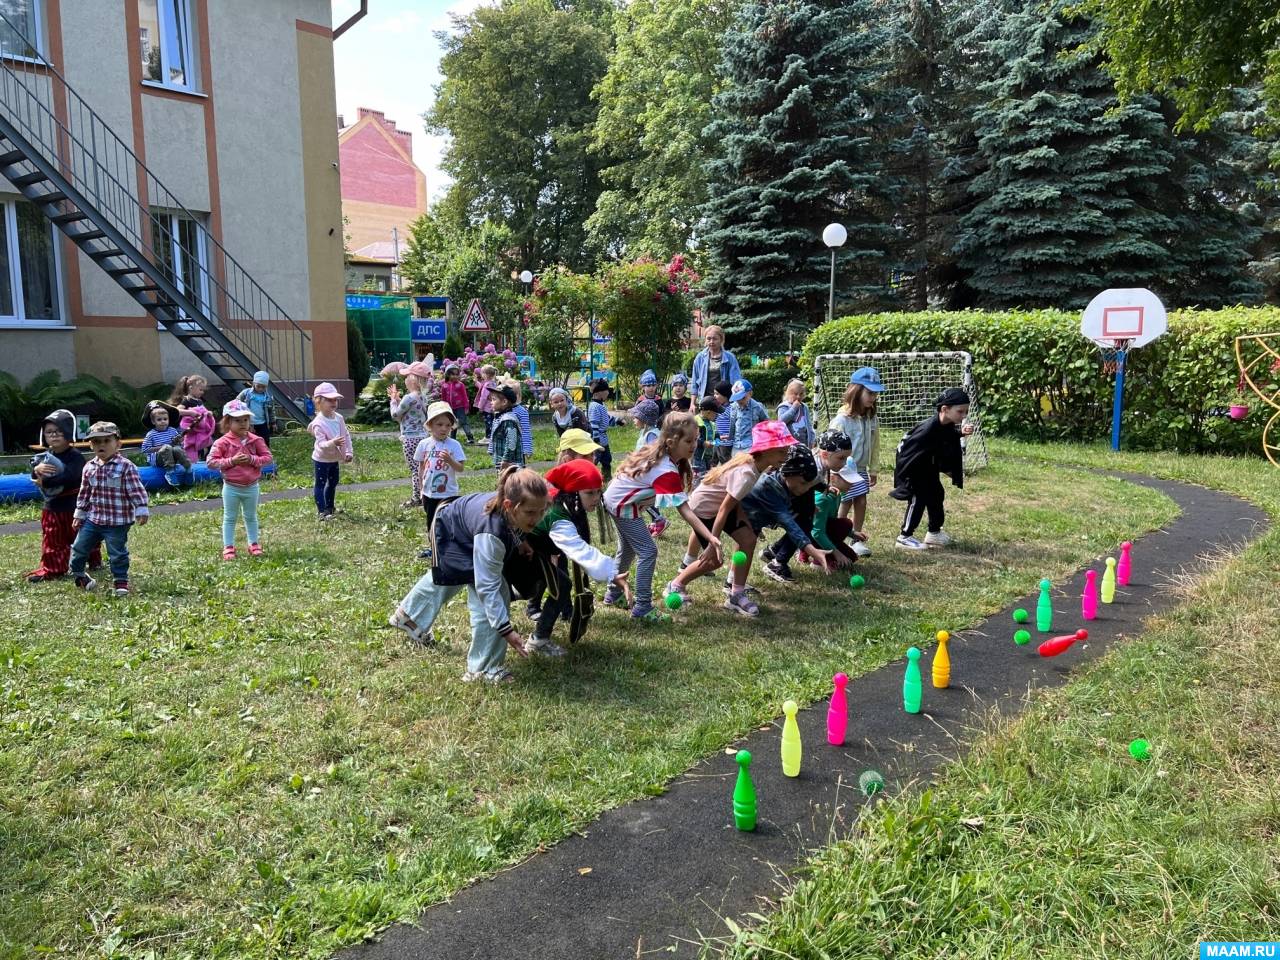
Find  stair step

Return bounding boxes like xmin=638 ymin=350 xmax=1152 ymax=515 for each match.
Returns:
xmin=105 ymin=264 xmax=144 ymax=277
xmin=50 ymin=210 xmax=89 ymax=225
xmin=87 ymin=247 xmax=125 ymax=260
xmin=11 ymin=170 xmax=48 ymax=187
xmin=69 ymin=228 xmax=106 ymax=242
xmin=33 ymin=191 xmax=68 ymax=205
xmin=0 ymin=149 xmax=27 ymax=165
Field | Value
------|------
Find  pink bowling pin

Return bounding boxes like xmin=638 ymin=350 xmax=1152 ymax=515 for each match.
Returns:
xmin=1117 ymin=541 xmax=1132 ymax=587
xmin=827 ymin=673 xmax=848 ymax=745
xmin=1081 ymin=570 xmax=1098 ymax=621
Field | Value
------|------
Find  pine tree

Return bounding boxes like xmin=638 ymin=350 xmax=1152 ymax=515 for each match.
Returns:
xmin=698 ymin=0 xmax=898 ymax=349
xmin=954 ymin=3 xmax=1179 ymax=308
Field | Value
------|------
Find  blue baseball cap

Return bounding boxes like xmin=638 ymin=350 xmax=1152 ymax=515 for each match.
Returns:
xmin=849 ymin=367 xmax=884 ymax=392
xmin=730 ymin=378 xmax=753 ymax=402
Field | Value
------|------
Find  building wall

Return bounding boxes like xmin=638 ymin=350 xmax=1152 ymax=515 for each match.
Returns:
xmin=339 ymin=111 xmax=428 ymax=255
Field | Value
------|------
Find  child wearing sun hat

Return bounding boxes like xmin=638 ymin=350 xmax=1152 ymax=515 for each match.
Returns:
xmin=207 ymin=400 xmax=273 ymax=559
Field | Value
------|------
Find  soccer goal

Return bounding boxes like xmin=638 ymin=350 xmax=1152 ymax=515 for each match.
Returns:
xmin=812 ymin=352 xmax=990 ymax=473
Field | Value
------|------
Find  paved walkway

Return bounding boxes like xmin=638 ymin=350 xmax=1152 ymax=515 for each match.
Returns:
xmin=341 ymin=472 xmax=1267 ymax=960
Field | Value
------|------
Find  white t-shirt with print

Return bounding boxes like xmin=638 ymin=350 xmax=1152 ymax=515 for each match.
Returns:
xmin=413 ymin=436 xmax=467 ymax=499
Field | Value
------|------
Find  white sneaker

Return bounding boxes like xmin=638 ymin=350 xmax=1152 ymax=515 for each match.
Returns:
xmin=525 ymin=634 xmax=566 ymax=657
xmin=852 ymin=540 xmax=872 ymax=558
xmin=388 ymin=608 xmax=435 ymax=646
xmin=895 ymin=534 xmax=928 ymax=551
xmin=924 ymin=531 xmax=953 ymax=547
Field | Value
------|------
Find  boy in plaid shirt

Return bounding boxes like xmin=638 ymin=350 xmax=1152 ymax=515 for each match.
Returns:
xmin=71 ymin=421 xmax=150 ymax=596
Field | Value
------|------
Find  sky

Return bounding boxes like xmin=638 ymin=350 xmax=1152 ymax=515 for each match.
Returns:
xmin=331 ymin=0 xmax=484 ymax=203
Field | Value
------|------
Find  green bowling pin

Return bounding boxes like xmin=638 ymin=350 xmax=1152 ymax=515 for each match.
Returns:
xmin=1036 ymin=578 xmax=1053 ymax=632
xmin=903 ymin=647 xmax=923 ymax=714
xmin=733 ymin=750 xmax=757 ymax=831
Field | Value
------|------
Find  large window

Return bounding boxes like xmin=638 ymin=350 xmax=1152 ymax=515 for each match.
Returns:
xmin=138 ymin=0 xmax=195 ymax=91
xmin=0 ymin=197 xmax=60 ymax=325
xmin=150 ymin=209 xmax=209 ymax=329
xmin=0 ymin=0 xmax=44 ymax=60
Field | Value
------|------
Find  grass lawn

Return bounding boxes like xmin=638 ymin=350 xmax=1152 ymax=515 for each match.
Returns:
xmin=711 ymin=441 xmax=1280 ymax=959
xmin=0 ymin=445 xmax=1177 ymax=959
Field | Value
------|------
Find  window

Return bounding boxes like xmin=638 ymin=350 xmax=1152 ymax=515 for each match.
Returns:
xmin=138 ymin=0 xmax=195 ymax=91
xmin=150 ymin=208 xmax=209 ymax=329
xmin=0 ymin=197 xmax=60 ymax=325
xmin=0 ymin=0 xmax=44 ymax=60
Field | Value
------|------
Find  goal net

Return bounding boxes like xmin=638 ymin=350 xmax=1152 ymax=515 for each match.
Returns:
xmin=812 ymin=352 xmax=990 ymax=473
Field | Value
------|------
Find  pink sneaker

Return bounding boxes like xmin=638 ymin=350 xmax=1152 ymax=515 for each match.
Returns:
xmin=248 ymin=543 xmax=263 ymax=556
xmin=649 ymin=517 xmax=668 ymax=538
xmin=222 ymin=545 xmax=237 ymax=561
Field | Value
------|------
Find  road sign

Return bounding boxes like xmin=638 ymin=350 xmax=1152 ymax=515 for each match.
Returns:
xmin=1080 ymin=288 xmax=1167 ymax=348
xmin=410 ymin=319 xmax=447 ymax=342
xmin=460 ymin=298 xmax=490 ymax=333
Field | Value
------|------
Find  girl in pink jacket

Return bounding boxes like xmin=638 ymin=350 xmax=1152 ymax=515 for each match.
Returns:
xmin=440 ymin=364 xmax=477 ymax=444
xmin=207 ymin=400 xmax=274 ymax=559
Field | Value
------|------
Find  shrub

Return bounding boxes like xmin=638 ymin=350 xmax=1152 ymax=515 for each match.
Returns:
xmin=802 ymin=307 xmax=1280 ymax=454
xmin=347 ymin=318 xmax=371 ymax=396
xmin=0 ymin=370 xmax=98 ymax=451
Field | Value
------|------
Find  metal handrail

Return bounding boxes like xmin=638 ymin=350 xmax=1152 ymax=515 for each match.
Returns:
xmin=0 ymin=12 xmax=311 ymax=392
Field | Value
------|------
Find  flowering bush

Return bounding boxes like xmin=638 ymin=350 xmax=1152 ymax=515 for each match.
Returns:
xmin=598 ymin=255 xmax=699 ymax=388
xmin=524 ymin=266 xmax=600 ymax=386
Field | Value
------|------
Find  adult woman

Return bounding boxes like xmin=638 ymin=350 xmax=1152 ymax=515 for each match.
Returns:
xmin=688 ymin=325 xmax=743 ymax=401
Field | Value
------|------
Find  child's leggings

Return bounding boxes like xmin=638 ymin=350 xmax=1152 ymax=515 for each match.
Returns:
xmin=612 ymin=514 xmax=657 ymax=611
xmin=400 ymin=435 xmax=424 ymax=500
xmin=222 ymin=481 xmax=260 ymax=547
xmin=901 ymin=473 xmax=945 ymax=537
xmin=399 ymin=569 xmax=513 ymax=675
xmin=452 ymin=409 xmax=476 ymax=443
xmin=313 ymin=460 xmax=339 ymax=514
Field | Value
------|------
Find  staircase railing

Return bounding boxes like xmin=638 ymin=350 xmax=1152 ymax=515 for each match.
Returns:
xmin=0 ymin=12 xmax=312 ymax=404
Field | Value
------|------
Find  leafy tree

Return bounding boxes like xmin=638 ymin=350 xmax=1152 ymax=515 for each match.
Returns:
xmin=698 ymin=0 xmax=899 ymax=350
xmin=598 ymin=255 xmax=698 ymax=387
xmin=525 ymin=266 xmax=600 ymax=385
xmin=587 ymin=0 xmax=736 ymax=258
xmin=427 ymin=0 xmax=610 ymax=271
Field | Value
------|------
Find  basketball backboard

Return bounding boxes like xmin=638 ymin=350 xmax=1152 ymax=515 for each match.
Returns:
xmin=1080 ymin=288 xmax=1168 ymax=348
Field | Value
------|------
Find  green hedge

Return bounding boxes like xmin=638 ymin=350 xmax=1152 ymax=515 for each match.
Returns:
xmin=802 ymin=307 xmax=1280 ymax=454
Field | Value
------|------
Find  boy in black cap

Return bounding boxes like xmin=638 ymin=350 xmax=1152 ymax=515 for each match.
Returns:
xmin=586 ymin=378 xmax=624 ymax=481
xmin=27 ymin=409 xmax=101 ymax=582
xmin=489 ymin=385 xmax=524 ymax=472
xmin=890 ymin=387 xmax=975 ymax=550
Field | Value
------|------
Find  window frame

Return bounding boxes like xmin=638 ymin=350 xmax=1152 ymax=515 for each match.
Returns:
xmin=0 ymin=0 xmax=45 ymax=63
xmin=0 ymin=195 xmax=64 ymax=328
xmin=150 ymin=207 xmax=210 ymax=332
xmin=139 ymin=0 xmax=198 ymax=94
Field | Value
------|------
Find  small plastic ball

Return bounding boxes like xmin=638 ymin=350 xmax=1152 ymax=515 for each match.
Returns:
xmin=1012 ymin=608 xmax=1029 ymax=623
xmin=732 ymin=550 xmax=748 ymax=567
xmin=858 ymin=770 xmax=884 ymax=796
xmin=664 ymin=592 xmax=683 ymax=610
xmin=1014 ymin=629 xmax=1031 ymax=645
xmin=848 ymin=574 xmax=865 ymax=589
xmin=1128 ymin=738 xmax=1150 ymax=761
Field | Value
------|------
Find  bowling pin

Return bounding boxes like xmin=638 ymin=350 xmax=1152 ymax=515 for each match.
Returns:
xmin=827 ymin=673 xmax=848 ymax=745
xmin=932 ymin=631 xmax=951 ymax=688
xmin=1081 ymin=570 xmax=1098 ymax=621
xmin=781 ymin=700 xmax=801 ymax=777
xmin=1101 ymin=557 xmax=1117 ymax=604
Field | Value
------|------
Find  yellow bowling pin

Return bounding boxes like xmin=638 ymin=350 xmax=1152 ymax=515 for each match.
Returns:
xmin=781 ymin=700 xmax=801 ymax=777
xmin=1101 ymin=557 xmax=1117 ymax=604
xmin=932 ymin=630 xmax=951 ymax=688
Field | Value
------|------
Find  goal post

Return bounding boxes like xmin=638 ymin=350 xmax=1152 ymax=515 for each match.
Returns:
xmin=811 ymin=351 xmax=990 ymax=473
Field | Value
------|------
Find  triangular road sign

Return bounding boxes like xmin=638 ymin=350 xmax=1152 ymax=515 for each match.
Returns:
xmin=460 ymin=298 xmax=490 ymax=332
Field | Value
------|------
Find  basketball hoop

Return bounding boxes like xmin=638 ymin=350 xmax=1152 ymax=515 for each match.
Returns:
xmin=1098 ymin=338 xmax=1133 ymax=376
xmin=1079 ymin=289 xmax=1168 ymax=451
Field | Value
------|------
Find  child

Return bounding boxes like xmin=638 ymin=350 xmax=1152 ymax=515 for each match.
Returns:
xmin=69 ymin=421 xmax=150 ymax=596
xmin=388 ymin=369 xmax=429 ymax=507
xmin=489 ymin=384 xmax=523 ymax=471
xmin=140 ymin=399 xmax=191 ymax=486
xmin=170 ymin=374 xmax=216 ymax=463
xmin=776 ymin=378 xmax=816 ymax=445
xmin=638 ymin=369 xmax=669 ymax=422
xmin=475 ymin=364 xmax=498 ymax=439
xmin=738 ymin=444 xmax=838 ymax=608
xmin=522 ymin=459 xmax=630 ymax=655
xmin=556 ymin=428 xmax=601 ymax=465
xmin=207 ymin=399 xmax=273 ymax=560
xmin=763 ymin=429 xmax=860 ymax=580
xmin=728 ymin=378 xmax=769 ymax=453
xmin=669 ymin=373 xmax=692 ymax=414
xmin=603 ymin=412 xmax=720 ymax=622
xmin=693 ymin=396 xmax=719 ymax=483
xmin=548 ymin=387 xmax=589 ymax=435
xmin=441 ymin=364 xmax=477 ymax=444
xmin=890 ymin=387 xmax=975 ymax=550
xmin=509 ymin=381 xmax=534 ymax=462
xmin=712 ymin=380 xmax=733 ymax=466
xmin=236 ymin=371 xmax=275 ymax=447
xmin=388 ymin=467 xmax=549 ymax=684
xmin=630 ymin=399 xmax=666 ymax=537
xmin=587 ymin=378 xmax=624 ymax=481
xmin=415 ymin=400 xmax=467 ymax=558
xmin=307 ymin=382 xmax=353 ymax=520
xmin=665 ymin=420 xmax=795 ymax=611
xmin=829 ymin=366 xmax=883 ymax=556
xmin=26 ymin=409 xmax=101 ymax=583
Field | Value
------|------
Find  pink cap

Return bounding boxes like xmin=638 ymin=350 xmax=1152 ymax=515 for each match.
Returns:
xmin=749 ymin=420 xmax=798 ymax=454
xmin=312 ymin=381 xmax=343 ymax=400
xmin=221 ymin=399 xmax=252 ymax=418
xmin=405 ymin=361 xmax=433 ymax=379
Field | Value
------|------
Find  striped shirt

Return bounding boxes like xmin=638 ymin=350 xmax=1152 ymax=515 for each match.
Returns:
xmin=513 ymin=404 xmax=533 ymax=456
xmin=588 ymin=400 xmax=615 ymax=447
xmin=714 ymin=409 xmax=732 ymax=447
xmin=141 ymin=427 xmax=183 ymax=466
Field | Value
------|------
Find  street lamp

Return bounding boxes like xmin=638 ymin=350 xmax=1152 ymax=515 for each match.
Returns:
xmin=822 ymin=223 xmax=847 ymax=323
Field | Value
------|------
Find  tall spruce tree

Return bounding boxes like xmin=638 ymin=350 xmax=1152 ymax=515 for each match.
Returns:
xmin=698 ymin=0 xmax=898 ymax=349
xmin=954 ymin=3 xmax=1179 ymax=308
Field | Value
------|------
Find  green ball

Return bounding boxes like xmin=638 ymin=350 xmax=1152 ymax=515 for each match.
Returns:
xmin=1012 ymin=608 xmax=1029 ymax=623
xmin=858 ymin=770 xmax=884 ymax=796
xmin=1128 ymin=738 xmax=1151 ymax=761
xmin=732 ymin=550 xmax=748 ymax=567
xmin=1014 ymin=629 xmax=1031 ymax=646
xmin=849 ymin=574 xmax=866 ymax=589
xmin=664 ymin=592 xmax=683 ymax=610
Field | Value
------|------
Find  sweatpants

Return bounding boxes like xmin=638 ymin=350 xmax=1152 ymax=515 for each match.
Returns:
xmin=399 ymin=569 xmax=513 ymax=675
xmin=222 ymin=481 xmax=261 ymax=548
xmin=32 ymin=508 xmax=100 ymax=577
xmin=400 ymin=435 xmax=425 ymax=501
xmin=611 ymin=514 xmax=657 ymax=612
xmin=313 ymin=460 xmax=339 ymax=514
xmin=532 ymin=554 xmax=573 ymax=641
xmin=900 ymin=473 xmax=945 ymax=537
xmin=595 ymin=447 xmax=613 ymax=482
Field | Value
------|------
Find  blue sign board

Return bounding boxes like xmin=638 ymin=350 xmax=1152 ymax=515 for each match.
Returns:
xmin=345 ymin=294 xmax=384 ymax=310
xmin=411 ymin=319 xmax=447 ymax=342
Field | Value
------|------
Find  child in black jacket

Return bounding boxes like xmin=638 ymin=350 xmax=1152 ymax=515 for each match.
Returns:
xmin=890 ymin=387 xmax=975 ymax=550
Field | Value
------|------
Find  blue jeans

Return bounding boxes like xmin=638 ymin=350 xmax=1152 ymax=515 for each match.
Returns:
xmin=70 ymin=520 xmax=131 ymax=581
xmin=313 ymin=460 xmax=339 ymax=514
xmin=222 ymin=481 xmax=261 ymax=547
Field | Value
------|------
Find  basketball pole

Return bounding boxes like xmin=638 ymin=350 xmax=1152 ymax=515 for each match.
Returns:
xmin=1110 ymin=345 xmax=1127 ymax=451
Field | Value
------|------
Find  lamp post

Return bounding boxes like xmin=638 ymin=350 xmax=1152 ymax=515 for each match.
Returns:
xmin=519 ymin=270 xmax=533 ymax=355
xmin=822 ymin=223 xmax=847 ymax=323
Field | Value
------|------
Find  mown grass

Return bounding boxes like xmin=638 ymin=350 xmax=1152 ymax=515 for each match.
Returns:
xmin=710 ymin=441 xmax=1280 ymax=959
xmin=0 ymin=449 xmax=1174 ymax=959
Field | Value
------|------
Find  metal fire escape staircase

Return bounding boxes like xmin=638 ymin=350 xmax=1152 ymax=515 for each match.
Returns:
xmin=0 ymin=14 xmax=311 ymax=422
